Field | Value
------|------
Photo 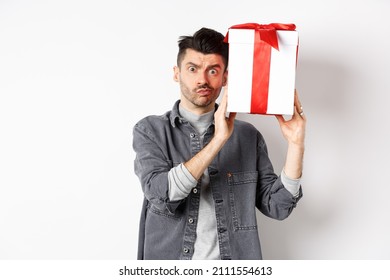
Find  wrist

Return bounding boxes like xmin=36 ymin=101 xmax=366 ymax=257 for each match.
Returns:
xmin=287 ymin=141 xmax=305 ymax=152
xmin=210 ymin=135 xmax=227 ymax=151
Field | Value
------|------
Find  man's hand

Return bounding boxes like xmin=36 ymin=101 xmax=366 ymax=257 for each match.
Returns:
xmin=275 ymin=90 xmax=306 ymax=146
xmin=275 ymin=90 xmax=306 ymax=179
xmin=213 ymin=88 xmax=237 ymax=144
xmin=184 ymin=88 xmax=236 ymax=181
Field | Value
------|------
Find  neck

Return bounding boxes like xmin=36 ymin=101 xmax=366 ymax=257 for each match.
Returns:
xmin=179 ymin=105 xmax=214 ymax=135
xmin=179 ymin=99 xmax=215 ymax=116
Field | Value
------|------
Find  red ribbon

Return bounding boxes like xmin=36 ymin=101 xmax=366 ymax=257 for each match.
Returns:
xmin=224 ymin=23 xmax=296 ymax=114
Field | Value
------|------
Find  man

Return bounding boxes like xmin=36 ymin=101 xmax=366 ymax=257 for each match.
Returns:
xmin=133 ymin=27 xmax=306 ymax=260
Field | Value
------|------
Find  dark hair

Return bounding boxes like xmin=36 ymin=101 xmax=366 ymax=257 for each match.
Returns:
xmin=177 ymin=27 xmax=228 ymax=70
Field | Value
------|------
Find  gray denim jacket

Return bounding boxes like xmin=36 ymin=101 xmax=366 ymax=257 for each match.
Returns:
xmin=133 ymin=100 xmax=303 ymax=260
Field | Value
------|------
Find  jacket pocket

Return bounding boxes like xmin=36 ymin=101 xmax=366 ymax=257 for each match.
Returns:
xmin=147 ymin=201 xmax=182 ymax=220
xmin=228 ymin=171 xmax=258 ymax=231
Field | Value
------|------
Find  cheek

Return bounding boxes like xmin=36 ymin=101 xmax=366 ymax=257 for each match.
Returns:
xmin=180 ymin=75 xmax=195 ymax=87
xmin=210 ymin=76 xmax=225 ymax=87
xmin=179 ymin=79 xmax=193 ymax=93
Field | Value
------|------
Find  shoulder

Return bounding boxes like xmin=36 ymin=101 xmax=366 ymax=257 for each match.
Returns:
xmin=232 ymin=118 xmax=267 ymax=144
xmin=134 ymin=100 xmax=180 ymax=132
xmin=133 ymin=110 xmax=173 ymax=135
xmin=233 ymin=118 xmax=259 ymax=135
xmin=234 ymin=118 xmax=256 ymax=129
xmin=135 ymin=111 xmax=170 ymax=127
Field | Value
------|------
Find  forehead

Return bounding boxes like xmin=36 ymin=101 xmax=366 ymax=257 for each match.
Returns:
xmin=181 ymin=49 xmax=225 ymax=68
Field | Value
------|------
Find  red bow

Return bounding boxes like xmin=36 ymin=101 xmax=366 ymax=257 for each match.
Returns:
xmin=224 ymin=23 xmax=296 ymax=51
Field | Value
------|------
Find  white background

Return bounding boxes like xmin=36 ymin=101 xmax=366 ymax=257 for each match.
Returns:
xmin=1 ymin=0 xmax=389 ymax=259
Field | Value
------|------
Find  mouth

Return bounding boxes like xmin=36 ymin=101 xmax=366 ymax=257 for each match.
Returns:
xmin=196 ymin=88 xmax=212 ymax=96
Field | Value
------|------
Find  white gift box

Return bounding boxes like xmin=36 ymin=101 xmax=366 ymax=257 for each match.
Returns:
xmin=226 ymin=24 xmax=299 ymax=115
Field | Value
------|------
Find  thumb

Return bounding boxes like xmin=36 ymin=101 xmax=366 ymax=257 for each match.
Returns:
xmin=275 ymin=115 xmax=285 ymax=126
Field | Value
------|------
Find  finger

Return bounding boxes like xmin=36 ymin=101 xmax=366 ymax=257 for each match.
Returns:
xmin=215 ymin=91 xmax=228 ymax=119
xmin=227 ymin=112 xmax=237 ymax=124
xmin=294 ymin=90 xmax=302 ymax=109
xmin=300 ymin=109 xmax=307 ymax=121
xmin=275 ymin=114 xmax=285 ymax=125
xmin=294 ymin=89 xmax=304 ymax=117
xmin=294 ymin=102 xmax=306 ymax=121
xmin=219 ymin=89 xmax=228 ymax=112
xmin=293 ymin=102 xmax=303 ymax=118
xmin=291 ymin=102 xmax=301 ymax=120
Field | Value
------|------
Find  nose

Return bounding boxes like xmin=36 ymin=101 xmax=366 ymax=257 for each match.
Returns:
xmin=196 ymin=71 xmax=209 ymax=85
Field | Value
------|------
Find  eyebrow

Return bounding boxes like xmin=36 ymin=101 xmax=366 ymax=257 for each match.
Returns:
xmin=185 ymin=62 xmax=222 ymax=70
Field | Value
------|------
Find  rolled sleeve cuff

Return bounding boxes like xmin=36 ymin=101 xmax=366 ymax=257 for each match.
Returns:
xmin=168 ymin=163 xmax=198 ymax=201
xmin=281 ymin=169 xmax=301 ymax=198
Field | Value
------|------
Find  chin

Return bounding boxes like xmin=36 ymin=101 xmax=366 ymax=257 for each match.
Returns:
xmin=195 ymin=98 xmax=214 ymax=107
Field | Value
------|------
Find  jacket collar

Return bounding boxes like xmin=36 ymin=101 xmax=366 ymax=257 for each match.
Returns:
xmin=170 ymin=100 xmax=219 ymax=127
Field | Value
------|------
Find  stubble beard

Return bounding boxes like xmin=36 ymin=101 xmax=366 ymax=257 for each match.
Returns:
xmin=180 ymin=81 xmax=220 ymax=108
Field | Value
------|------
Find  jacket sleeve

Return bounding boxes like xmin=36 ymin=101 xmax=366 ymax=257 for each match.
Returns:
xmin=255 ymin=132 xmax=303 ymax=220
xmin=133 ymin=120 xmax=183 ymax=213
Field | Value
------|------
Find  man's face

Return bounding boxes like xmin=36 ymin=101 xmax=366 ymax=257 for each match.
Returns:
xmin=174 ymin=49 xmax=227 ymax=114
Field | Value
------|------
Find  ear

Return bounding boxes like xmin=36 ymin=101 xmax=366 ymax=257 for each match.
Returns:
xmin=173 ymin=66 xmax=180 ymax=82
xmin=222 ymin=70 xmax=228 ymax=86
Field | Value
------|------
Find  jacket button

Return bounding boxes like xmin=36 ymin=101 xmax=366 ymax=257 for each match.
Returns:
xmin=190 ymin=133 xmax=196 ymax=138
xmin=183 ymin=248 xmax=189 ymax=254
xmin=192 ymin=188 xmax=198 ymax=194
xmin=188 ymin=218 xmax=194 ymax=224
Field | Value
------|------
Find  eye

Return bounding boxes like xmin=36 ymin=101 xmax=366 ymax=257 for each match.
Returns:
xmin=188 ymin=66 xmax=196 ymax=72
xmin=209 ymin=69 xmax=218 ymax=75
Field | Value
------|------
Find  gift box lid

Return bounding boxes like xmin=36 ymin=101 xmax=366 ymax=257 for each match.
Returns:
xmin=228 ymin=29 xmax=298 ymax=46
